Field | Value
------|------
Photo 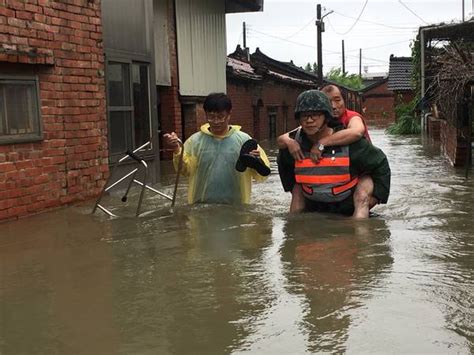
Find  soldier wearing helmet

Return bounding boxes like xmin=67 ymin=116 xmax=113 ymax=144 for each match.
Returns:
xmin=277 ymin=90 xmax=391 ymax=218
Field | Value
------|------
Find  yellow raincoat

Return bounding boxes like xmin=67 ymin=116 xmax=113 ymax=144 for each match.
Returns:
xmin=173 ymin=124 xmax=270 ymax=204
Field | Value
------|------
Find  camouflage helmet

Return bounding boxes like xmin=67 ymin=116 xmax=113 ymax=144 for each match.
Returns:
xmin=295 ymin=90 xmax=337 ymax=127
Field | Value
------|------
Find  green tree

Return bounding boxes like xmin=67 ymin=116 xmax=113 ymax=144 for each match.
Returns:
xmin=304 ymin=62 xmax=318 ymax=74
xmin=325 ymin=67 xmax=363 ymax=90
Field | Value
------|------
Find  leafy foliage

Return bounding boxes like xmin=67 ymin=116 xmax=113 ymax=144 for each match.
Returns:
xmin=325 ymin=68 xmax=363 ymax=90
xmin=386 ymin=36 xmax=422 ymax=135
xmin=386 ymin=99 xmax=421 ymax=135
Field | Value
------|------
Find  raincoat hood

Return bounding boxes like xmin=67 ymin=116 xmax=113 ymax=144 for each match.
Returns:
xmin=200 ymin=123 xmax=242 ymax=138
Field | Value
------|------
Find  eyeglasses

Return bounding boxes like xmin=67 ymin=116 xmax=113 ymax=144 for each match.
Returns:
xmin=206 ymin=112 xmax=229 ymax=123
xmin=300 ymin=112 xmax=325 ymax=122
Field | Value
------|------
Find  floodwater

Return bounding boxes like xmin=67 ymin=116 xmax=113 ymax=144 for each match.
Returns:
xmin=0 ymin=130 xmax=473 ymax=355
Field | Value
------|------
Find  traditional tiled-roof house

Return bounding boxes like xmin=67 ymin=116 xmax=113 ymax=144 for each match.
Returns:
xmin=361 ymin=77 xmax=396 ymax=127
xmin=387 ymin=55 xmax=414 ymax=104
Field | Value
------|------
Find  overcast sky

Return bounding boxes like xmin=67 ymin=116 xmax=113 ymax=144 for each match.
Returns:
xmin=226 ymin=0 xmax=473 ymax=75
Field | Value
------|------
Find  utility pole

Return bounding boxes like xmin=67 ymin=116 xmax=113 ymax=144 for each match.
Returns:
xmin=462 ymin=0 xmax=465 ymax=21
xmin=315 ymin=5 xmax=333 ymax=86
xmin=243 ymin=21 xmax=247 ymax=49
xmin=342 ymin=40 xmax=345 ymax=74
xmin=359 ymin=48 xmax=362 ymax=76
xmin=316 ymin=4 xmax=323 ymax=86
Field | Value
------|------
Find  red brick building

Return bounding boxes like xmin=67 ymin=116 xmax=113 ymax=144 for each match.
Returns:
xmin=226 ymin=46 xmax=317 ymax=140
xmin=0 ymin=0 xmax=265 ymax=222
xmin=0 ymin=0 xmax=108 ymax=221
xmin=419 ymin=21 xmax=473 ymax=167
xmin=225 ymin=46 xmax=364 ymax=141
xmin=361 ymin=78 xmax=396 ymax=127
xmin=387 ymin=55 xmax=415 ymax=105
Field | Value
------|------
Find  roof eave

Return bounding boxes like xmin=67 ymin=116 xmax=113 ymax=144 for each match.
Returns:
xmin=225 ymin=0 xmax=264 ymax=13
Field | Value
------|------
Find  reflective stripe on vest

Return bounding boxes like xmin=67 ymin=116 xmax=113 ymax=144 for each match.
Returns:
xmin=294 ymin=129 xmax=358 ymax=203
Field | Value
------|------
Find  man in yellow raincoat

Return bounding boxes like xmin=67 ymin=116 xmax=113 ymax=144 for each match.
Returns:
xmin=163 ymin=93 xmax=270 ymax=205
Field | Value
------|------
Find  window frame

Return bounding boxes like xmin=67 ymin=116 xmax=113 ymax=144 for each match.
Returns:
xmin=0 ymin=74 xmax=43 ymax=145
xmin=105 ymin=56 xmax=152 ymax=161
xmin=267 ymin=106 xmax=278 ymax=139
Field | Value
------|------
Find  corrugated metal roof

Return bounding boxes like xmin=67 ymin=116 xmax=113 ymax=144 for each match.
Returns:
xmin=387 ymin=56 xmax=414 ymax=91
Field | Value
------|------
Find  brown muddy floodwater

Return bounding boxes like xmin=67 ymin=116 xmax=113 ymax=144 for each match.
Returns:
xmin=0 ymin=130 xmax=473 ymax=354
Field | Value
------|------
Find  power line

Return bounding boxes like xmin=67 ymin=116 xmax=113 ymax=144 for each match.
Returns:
xmin=284 ymin=16 xmax=316 ymax=40
xmin=346 ymin=39 xmax=411 ymax=52
xmin=332 ymin=9 xmax=418 ymax=30
xmin=331 ymin=0 xmax=369 ymax=35
xmin=248 ymin=28 xmax=316 ymax=49
xmin=398 ymin=0 xmax=429 ymax=25
xmin=248 ymin=28 xmax=389 ymax=64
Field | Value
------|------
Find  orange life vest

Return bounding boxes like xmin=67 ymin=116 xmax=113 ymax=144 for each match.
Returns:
xmin=294 ymin=129 xmax=359 ymax=203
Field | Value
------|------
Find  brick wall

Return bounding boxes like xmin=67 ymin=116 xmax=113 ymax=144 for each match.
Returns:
xmin=440 ymin=119 xmax=469 ymax=166
xmin=158 ymin=0 xmax=180 ymax=141
xmin=427 ymin=115 xmax=442 ymax=141
xmin=362 ymin=81 xmax=395 ymax=128
xmin=0 ymin=0 xmax=107 ymax=221
xmin=260 ymin=81 xmax=302 ymax=139
xmin=226 ymin=80 xmax=258 ymax=136
xmin=227 ymin=77 xmax=306 ymax=141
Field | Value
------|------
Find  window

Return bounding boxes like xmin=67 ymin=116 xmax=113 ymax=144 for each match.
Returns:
xmin=106 ymin=61 xmax=151 ymax=156
xmin=268 ymin=106 xmax=278 ymax=139
xmin=0 ymin=76 xmax=42 ymax=144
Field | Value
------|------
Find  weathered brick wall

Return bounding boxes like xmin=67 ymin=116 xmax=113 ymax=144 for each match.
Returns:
xmin=0 ymin=0 xmax=107 ymax=221
xmin=226 ymin=79 xmax=257 ymax=136
xmin=362 ymin=82 xmax=395 ymax=127
xmin=427 ymin=115 xmax=442 ymax=141
xmin=260 ymin=81 xmax=302 ymax=139
xmin=227 ymin=78 xmax=305 ymax=141
xmin=440 ymin=120 xmax=469 ymax=166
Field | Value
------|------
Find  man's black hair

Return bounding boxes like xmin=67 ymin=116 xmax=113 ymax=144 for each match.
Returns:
xmin=203 ymin=93 xmax=232 ymax=113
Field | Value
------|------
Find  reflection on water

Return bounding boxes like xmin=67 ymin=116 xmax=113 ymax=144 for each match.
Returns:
xmin=0 ymin=130 xmax=473 ymax=354
xmin=281 ymin=216 xmax=393 ymax=353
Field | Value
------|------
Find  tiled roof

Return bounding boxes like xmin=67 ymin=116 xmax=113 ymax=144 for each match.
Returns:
xmin=387 ymin=56 xmax=414 ymax=91
xmin=227 ymin=46 xmax=316 ymax=86
xmin=226 ymin=57 xmax=261 ymax=81
xmin=361 ymin=77 xmax=388 ymax=92
xmin=267 ymin=70 xmax=314 ymax=86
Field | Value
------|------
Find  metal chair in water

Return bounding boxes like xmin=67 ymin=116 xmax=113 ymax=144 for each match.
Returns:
xmin=92 ymin=139 xmax=184 ymax=217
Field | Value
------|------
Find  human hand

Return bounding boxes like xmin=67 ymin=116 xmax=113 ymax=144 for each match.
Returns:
xmin=310 ymin=144 xmax=323 ymax=163
xmin=248 ymin=149 xmax=260 ymax=158
xmin=287 ymin=139 xmax=305 ymax=161
xmin=163 ymin=132 xmax=180 ymax=153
